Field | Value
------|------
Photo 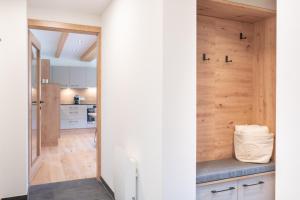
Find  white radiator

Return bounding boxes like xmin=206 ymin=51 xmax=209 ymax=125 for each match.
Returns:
xmin=114 ymin=147 xmax=137 ymax=200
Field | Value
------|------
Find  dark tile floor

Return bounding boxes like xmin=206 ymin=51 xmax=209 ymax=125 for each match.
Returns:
xmin=29 ymin=178 xmax=113 ymax=200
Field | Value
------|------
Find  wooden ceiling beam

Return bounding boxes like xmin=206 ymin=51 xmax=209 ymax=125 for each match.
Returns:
xmin=80 ymin=41 xmax=97 ymax=61
xmin=28 ymin=19 xmax=101 ymax=35
xmin=55 ymin=32 xmax=69 ymax=58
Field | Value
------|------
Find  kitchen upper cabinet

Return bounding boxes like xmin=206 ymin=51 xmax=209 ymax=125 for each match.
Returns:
xmin=51 ymin=66 xmax=69 ymax=88
xmin=69 ymin=67 xmax=86 ymax=88
xmin=86 ymin=67 xmax=97 ymax=87
xmin=50 ymin=66 xmax=96 ymax=88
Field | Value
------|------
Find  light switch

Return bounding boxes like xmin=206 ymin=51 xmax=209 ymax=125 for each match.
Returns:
xmin=42 ymin=79 xmax=49 ymax=84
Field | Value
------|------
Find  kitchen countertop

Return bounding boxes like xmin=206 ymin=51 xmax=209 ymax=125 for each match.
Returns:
xmin=196 ymin=158 xmax=275 ymax=184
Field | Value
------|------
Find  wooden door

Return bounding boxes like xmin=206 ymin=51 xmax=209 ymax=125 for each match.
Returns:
xmin=41 ymin=84 xmax=60 ymax=146
xmin=28 ymin=31 xmax=42 ymax=182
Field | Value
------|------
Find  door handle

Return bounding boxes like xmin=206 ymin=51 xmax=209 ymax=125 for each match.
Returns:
xmin=32 ymin=101 xmax=44 ymax=104
xmin=243 ymin=181 xmax=264 ymax=187
xmin=211 ymin=187 xmax=236 ymax=194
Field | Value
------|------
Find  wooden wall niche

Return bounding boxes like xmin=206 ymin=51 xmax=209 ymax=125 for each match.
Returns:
xmin=197 ymin=0 xmax=276 ymax=162
xmin=252 ymin=17 xmax=276 ymax=134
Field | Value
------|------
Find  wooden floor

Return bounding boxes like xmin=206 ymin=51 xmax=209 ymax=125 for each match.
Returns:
xmin=31 ymin=129 xmax=96 ymax=185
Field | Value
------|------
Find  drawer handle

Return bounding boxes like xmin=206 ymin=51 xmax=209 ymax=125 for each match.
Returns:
xmin=243 ymin=181 xmax=264 ymax=187
xmin=211 ymin=187 xmax=235 ymax=194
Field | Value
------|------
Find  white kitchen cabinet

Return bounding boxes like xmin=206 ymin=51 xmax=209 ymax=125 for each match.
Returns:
xmin=61 ymin=105 xmax=86 ymax=119
xmin=197 ymin=174 xmax=275 ymax=200
xmin=86 ymin=67 xmax=97 ymax=87
xmin=61 ymin=119 xmax=87 ymax=129
xmin=60 ymin=105 xmax=96 ymax=129
xmin=60 ymin=105 xmax=86 ymax=129
xmin=69 ymin=67 xmax=86 ymax=88
xmin=237 ymin=174 xmax=275 ymax=200
xmin=197 ymin=181 xmax=238 ymax=200
xmin=51 ymin=66 xmax=69 ymax=88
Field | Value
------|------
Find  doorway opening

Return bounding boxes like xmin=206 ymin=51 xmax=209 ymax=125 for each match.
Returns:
xmin=28 ymin=20 xmax=101 ymax=186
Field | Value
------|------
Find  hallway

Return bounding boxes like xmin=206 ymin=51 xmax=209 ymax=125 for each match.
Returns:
xmin=31 ymin=129 xmax=96 ymax=185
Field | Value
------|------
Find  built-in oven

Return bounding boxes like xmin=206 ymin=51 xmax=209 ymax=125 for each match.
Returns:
xmin=87 ymin=105 xmax=96 ymax=124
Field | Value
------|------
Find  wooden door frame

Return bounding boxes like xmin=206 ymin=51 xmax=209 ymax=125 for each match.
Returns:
xmin=28 ymin=31 xmax=42 ymax=182
xmin=28 ymin=19 xmax=102 ymax=183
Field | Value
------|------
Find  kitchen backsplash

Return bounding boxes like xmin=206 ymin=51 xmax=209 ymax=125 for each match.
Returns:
xmin=60 ymin=88 xmax=97 ymax=104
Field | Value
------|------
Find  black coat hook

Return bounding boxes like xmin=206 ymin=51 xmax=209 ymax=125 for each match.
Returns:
xmin=202 ymin=53 xmax=210 ymax=61
xmin=225 ymin=56 xmax=232 ymax=63
xmin=240 ymin=32 xmax=247 ymax=40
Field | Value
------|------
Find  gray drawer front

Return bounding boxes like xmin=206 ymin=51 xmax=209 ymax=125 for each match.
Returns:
xmin=61 ymin=119 xmax=87 ymax=129
xmin=197 ymin=181 xmax=238 ymax=200
xmin=238 ymin=174 xmax=275 ymax=200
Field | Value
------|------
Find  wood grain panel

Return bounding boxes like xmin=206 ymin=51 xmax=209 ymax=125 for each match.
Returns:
xmin=41 ymin=84 xmax=61 ymax=146
xmin=197 ymin=16 xmax=217 ymax=161
xmin=197 ymin=15 xmax=254 ymax=162
xmin=41 ymin=59 xmax=50 ymax=80
xmin=252 ymin=17 xmax=276 ymax=134
xmin=80 ymin=42 xmax=97 ymax=61
xmin=197 ymin=15 xmax=276 ymax=162
xmin=197 ymin=0 xmax=275 ymax=23
xmin=55 ymin=33 xmax=69 ymax=58
xmin=28 ymin=19 xmax=101 ymax=35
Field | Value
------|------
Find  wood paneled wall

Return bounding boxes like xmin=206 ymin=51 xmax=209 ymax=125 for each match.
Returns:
xmin=252 ymin=17 xmax=276 ymax=134
xmin=197 ymin=15 xmax=254 ymax=162
xmin=197 ymin=15 xmax=276 ymax=162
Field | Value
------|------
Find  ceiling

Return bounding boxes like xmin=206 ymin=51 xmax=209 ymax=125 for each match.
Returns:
xmin=31 ymin=29 xmax=97 ymax=67
xmin=28 ymin=0 xmax=112 ymax=16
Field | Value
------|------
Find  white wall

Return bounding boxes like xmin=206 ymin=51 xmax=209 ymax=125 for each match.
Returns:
xmin=101 ymin=0 xmax=196 ymax=200
xmin=162 ymin=0 xmax=196 ymax=200
xmin=0 ymin=0 xmax=28 ymax=198
xmin=100 ymin=0 xmax=163 ymax=200
xmin=28 ymin=6 xmax=102 ymax=26
xmin=276 ymin=0 xmax=300 ymax=199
